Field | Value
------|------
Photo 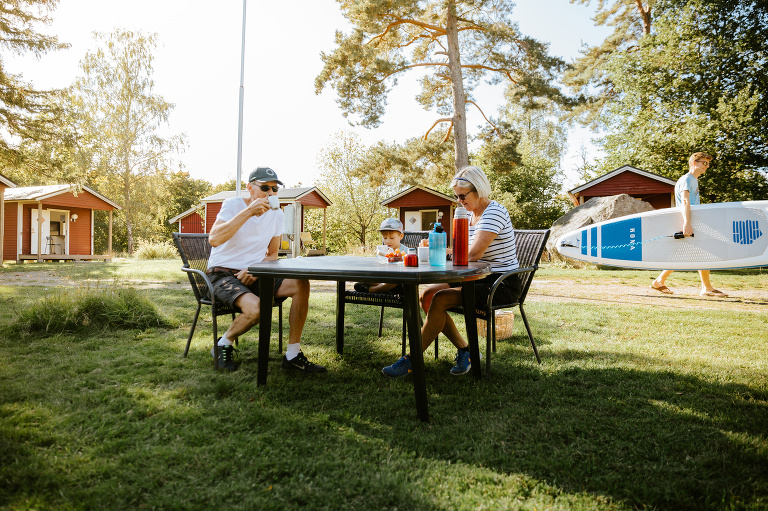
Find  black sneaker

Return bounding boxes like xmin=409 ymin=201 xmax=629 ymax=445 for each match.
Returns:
xmin=354 ymin=282 xmax=370 ymax=293
xmin=211 ymin=343 xmax=238 ymax=371
xmin=281 ymin=351 xmax=327 ymax=373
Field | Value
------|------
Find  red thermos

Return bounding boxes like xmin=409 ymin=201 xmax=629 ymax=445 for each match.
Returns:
xmin=453 ymin=206 xmax=469 ymax=266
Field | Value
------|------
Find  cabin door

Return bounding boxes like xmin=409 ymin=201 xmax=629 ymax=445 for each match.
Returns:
xmin=30 ymin=210 xmax=51 ymax=254
xmin=421 ymin=210 xmax=439 ymax=231
xmin=403 ymin=211 xmax=422 ymax=230
xmin=48 ymin=209 xmax=69 ymax=254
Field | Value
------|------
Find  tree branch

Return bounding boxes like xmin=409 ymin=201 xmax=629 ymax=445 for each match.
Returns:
xmin=381 ymin=14 xmax=446 ymax=35
xmin=423 ymin=118 xmax=453 ymax=140
xmin=466 ymin=100 xmax=498 ymax=134
xmin=461 ymin=63 xmax=518 ymax=83
xmin=442 ymin=124 xmax=453 ymax=144
xmin=378 ymin=61 xmax=449 ymax=83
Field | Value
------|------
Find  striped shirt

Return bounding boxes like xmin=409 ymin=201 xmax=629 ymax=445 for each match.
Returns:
xmin=469 ymin=200 xmax=518 ymax=272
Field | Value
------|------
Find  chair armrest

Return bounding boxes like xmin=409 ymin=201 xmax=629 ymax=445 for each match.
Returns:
xmin=182 ymin=266 xmax=219 ymax=306
xmin=486 ymin=266 xmax=536 ymax=307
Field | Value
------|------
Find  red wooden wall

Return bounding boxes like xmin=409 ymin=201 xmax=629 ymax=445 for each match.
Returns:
xmin=387 ymin=188 xmax=454 ymax=239
xmin=206 ymin=203 xmax=222 ymax=232
xmin=297 ymin=190 xmax=328 ymax=208
xmin=2 ymin=202 xmax=17 ymax=261
xmin=579 ymin=172 xmax=674 ymax=209
xmin=179 ymin=212 xmax=204 ymax=233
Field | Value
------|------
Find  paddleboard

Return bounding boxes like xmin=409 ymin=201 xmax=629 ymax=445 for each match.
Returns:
xmin=555 ymin=201 xmax=768 ymax=270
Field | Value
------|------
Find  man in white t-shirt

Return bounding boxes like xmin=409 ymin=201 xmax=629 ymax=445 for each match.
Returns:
xmin=206 ymin=166 xmax=325 ymax=373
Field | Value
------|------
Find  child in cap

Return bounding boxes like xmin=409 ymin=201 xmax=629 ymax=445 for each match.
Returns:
xmin=354 ymin=218 xmax=406 ymax=294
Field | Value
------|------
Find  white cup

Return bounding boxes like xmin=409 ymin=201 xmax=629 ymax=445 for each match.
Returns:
xmin=268 ymin=195 xmax=280 ymax=210
xmin=377 ymin=245 xmax=389 ymax=256
xmin=417 ymin=246 xmax=429 ymax=262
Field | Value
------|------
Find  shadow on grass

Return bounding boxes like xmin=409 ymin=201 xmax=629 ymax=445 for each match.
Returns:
xmin=3 ymin=288 xmax=765 ymax=509
xmin=185 ymin=299 xmax=768 ymax=510
xmin=255 ymin=347 xmax=767 ymax=509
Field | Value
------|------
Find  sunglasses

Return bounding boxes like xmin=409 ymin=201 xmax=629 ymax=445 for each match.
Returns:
xmin=454 ymin=190 xmax=475 ymax=201
xmin=254 ymin=184 xmax=279 ymax=192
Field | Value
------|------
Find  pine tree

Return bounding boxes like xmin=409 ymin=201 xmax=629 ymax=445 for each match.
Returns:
xmin=0 ymin=0 xmax=68 ymax=172
xmin=316 ymin=0 xmax=564 ymax=171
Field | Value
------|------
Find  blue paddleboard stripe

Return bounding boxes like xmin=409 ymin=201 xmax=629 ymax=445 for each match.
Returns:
xmin=733 ymin=219 xmax=763 ymax=245
xmin=581 ymin=229 xmax=588 ymax=255
xmin=590 ymin=227 xmax=597 ymax=257
xmin=601 ymin=218 xmax=642 ymax=261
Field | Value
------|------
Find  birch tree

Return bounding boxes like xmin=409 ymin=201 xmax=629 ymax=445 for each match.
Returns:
xmin=74 ymin=30 xmax=184 ymax=254
xmin=311 ymin=131 xmax=398 ymax=250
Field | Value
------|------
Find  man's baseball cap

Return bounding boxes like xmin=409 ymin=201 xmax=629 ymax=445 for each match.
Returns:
xmin=248 ymin=166 xmax=283 ymax=185
xmin=378 ymin=218 xmax=404 ymax=233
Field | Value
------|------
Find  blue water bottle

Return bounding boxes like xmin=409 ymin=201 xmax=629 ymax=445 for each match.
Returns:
xmin=429 ymin=223 xmax=447 ymax=266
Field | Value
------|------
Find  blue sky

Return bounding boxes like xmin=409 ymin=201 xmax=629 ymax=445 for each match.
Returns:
xmin=12 ymin=0 xmax=611 ymax=189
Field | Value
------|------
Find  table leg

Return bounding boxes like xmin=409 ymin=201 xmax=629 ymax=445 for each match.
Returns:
xmin=402 ymin=284 xmax=429 ymax=422
xmin=257 ymin=276 xmax=275 ymax=386
xmin=462 ymin=282 xmax=482 ymax=379
xmin=335 ymin=281 xmax=346 ymax=354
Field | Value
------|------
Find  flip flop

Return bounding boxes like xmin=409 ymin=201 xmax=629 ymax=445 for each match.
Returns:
xmin=701 ymin=289 xmax=728 ymax=297
xmin=649 ymin=283 xmax=673 ymax=294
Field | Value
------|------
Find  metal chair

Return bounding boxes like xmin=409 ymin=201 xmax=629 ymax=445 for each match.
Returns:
xmin=447 ymin=229 xmax=550 ymax=374
xmin=46 ymin=236 xmax=62 ymax=255
xmin=171 ymin=232 xmax=283 ymax=368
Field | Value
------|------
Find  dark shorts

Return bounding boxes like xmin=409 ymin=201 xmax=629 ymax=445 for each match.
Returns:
xmin=449 ymin=273 xmax=523 ymax=307
xmin=207 ymin=268 xmax=288 ymax=310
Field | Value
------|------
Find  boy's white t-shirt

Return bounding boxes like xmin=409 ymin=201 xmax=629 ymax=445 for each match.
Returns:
xmin=207 ymin=197 xmax=284 ymax=270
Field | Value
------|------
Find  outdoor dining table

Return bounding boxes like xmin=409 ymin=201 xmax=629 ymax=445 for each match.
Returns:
xmin=248 ymin=255 xmax=492 ymax=422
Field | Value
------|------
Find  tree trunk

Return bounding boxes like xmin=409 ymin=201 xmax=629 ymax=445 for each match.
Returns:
xmin=634 ymin=0 xmax=652 ymax=35
xmin=446 ymin=1 xmax=469 ymax=170
xmin=123 ymin=169 xmax=134 ymax=255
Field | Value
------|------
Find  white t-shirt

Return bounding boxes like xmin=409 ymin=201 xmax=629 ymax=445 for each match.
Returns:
xmin=207 ymin=197 xmax=284 ymax=270
xmin=469 ymin=200 xmax=519 ymax=273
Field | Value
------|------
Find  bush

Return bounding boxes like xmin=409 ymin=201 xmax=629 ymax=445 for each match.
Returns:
xmin=134 ymin=239 xmax=178 ymax=260
xmin=7 ymin=286 xmax=174 ymax=337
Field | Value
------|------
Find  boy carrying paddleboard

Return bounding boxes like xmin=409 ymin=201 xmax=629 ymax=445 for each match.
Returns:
xmin=649 ymin=152 xmax=729 ymax=297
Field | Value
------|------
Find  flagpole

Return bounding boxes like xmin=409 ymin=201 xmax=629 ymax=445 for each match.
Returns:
xmin=235 ymin=0 xmax=247 ymax=197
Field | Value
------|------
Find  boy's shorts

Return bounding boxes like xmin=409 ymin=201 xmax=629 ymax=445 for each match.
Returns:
xmin=449 ymin=273 xmax=522 ymax=307
xmin=207 ymin=267 xmax=288 ymax=310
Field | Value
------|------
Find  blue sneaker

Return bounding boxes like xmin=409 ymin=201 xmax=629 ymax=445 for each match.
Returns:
xmin=450 ymin=350 xmax=475 ymax=375
xmin=381 ymin=354 xmax=412 ymax=378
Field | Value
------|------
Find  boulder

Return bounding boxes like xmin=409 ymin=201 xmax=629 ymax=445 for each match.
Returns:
xmin=546 ymin=194 xmax=656 ymax=264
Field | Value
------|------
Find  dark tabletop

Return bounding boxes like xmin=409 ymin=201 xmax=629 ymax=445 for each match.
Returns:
xmin=248 ymin=255 xmax=491 ymax=284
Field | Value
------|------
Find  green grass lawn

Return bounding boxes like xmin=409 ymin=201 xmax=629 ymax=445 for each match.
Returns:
xmin=1 ymin=260 xmax=766 ymax=510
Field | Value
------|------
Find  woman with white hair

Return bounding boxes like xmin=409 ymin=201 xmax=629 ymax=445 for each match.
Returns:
xmin=382 ymin=165 xmax=522 ymax=377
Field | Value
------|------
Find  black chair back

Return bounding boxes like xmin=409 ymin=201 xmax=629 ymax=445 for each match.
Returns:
xmin=512 ymin=229 xmax=551 ymax=305
xmin=172 ymin=233 xmax=219 ymax=307
xmin=403 ymin=231 xmax=430 ymax=249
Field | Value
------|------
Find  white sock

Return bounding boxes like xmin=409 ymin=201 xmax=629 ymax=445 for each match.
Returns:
xmin=285 ymin=343 xmax=301 ymax=360
xmin=218 ymin=336 xmax=233 ymax=347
